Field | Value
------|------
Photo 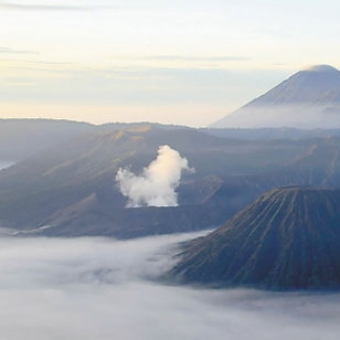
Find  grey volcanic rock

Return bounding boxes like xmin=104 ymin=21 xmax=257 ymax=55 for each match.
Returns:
xmin=5 ymin=123 xmax=340 ymax=239
xmin=0 ymin=123 xmax=315 ymax=235
xmin=210 ymin=65 xmax=340 ymax=128
xmin=171 ymin=187 xmax=340 ymax=290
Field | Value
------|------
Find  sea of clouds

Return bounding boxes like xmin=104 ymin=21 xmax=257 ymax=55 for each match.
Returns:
xmin=0 ymin=232 xmax=339 ymax=340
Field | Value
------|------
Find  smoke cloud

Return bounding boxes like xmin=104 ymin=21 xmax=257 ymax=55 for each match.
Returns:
xmin=0 ymin=161 xmax=14 ymax=171
xmin=116 ymin=145 xmax=194 ymax=207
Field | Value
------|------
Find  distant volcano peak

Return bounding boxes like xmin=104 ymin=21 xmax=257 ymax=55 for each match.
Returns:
xmin=302 ymin=64 xmax=340 ymax=73
xmin=210 ymin=64 xmax=340 ymax=128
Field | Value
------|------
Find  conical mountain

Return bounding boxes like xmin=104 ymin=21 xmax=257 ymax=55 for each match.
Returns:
xmin=171 ymin=187 xmax=340 ymax=290
xmin=210 ymin=65 xmax=340 ymax=128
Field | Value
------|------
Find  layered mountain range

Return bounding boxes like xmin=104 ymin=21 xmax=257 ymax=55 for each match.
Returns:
xmin=2 ymin=123 xmax=340 ymax=238
xmin=2 ymin=65 xmax=340 ymax=290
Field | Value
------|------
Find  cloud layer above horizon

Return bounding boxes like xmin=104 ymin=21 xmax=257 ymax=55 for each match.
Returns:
xmin=1 ymin=0 xmax=340 ymax=126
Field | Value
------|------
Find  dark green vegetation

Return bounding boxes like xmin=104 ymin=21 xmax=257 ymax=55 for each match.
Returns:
xmin=171 ymin=187 xmax=340 ymax=290
xmin=3 ymin=119 xmax=340 ymax=240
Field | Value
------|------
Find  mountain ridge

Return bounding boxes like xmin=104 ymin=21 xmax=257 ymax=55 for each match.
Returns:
xmin=170 ymin=187 xmax=340 ymax=290
xmin=210 ymin=64 xmax=340 ymax=129
xmin=4 ymin=124 xmax=340 ymax=238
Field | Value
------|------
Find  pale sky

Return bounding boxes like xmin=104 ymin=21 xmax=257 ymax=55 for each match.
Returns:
xmin=1 ymin=0 xmax=340 ymax=127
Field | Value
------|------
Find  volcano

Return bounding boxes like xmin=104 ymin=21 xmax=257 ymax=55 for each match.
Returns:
xmin=210 ymin=65 xmax=340 ymax=128
xmin=171 ymin=187 xmax=340 ymax=290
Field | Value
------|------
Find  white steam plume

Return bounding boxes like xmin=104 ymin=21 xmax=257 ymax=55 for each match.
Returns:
xmin=116 ymin=145 xmax=194 ymax=208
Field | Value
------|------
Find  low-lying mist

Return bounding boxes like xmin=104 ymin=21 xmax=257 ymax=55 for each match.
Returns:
xmin=1 ymin=233 xmax=340 ymax=340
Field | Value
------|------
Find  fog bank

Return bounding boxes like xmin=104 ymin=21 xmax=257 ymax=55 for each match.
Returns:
xmin=0 ymin=233 xmax=339 ymax=340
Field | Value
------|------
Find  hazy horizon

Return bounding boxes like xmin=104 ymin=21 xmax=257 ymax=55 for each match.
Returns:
xmin=2 ymin=1 xmax=340 ymax=126
xmin=3 ymin=3 xmax=340 ymax=335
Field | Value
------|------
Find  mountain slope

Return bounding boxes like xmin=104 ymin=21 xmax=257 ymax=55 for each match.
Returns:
xmin=171 ymin=187 xmax=340 ymax=290
xmin=0 ymin=119 xmax=94 ymax=160
xmin=0 ymin=125 xmax=263 ymax=231
xmin=4 ymin=123 xmax=340 ymax=238
xmin=210 ymin=65 xmax=340 ymax=128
